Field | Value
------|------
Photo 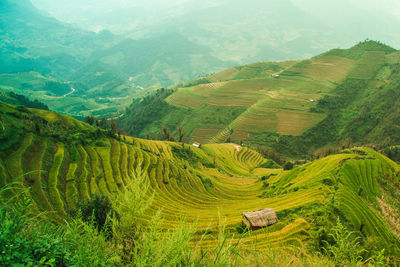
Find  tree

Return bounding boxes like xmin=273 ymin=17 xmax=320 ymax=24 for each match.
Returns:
xmin=100 ymin=118 xmax=108 ymax=129
xmin=283 ymin=161 xmax=294 ymax=170
xmin=79 ymin=195 xmax=117 ymax=234
xmin=86 ymin=116 xmax=96 ymax=126
xmin=110 ymin=119 xmax=118 ymax=134
xmin=177 ymin=125 xmax=185 ymax=142
xmin=0 ymin=116 xmax=5 ymax=131
xmin=159 ymin=125 xmax=174 ymax=141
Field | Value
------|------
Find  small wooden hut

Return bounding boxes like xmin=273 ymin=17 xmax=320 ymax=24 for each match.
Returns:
xmin=242 ymin=208 xmax=278 ymax=230
xmin=193 ymin=142 xmax=202 ymax=148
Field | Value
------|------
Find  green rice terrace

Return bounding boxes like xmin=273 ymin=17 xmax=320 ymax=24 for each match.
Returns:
xmin=1 ymin=101 xmax=400 ymax=265
xmin=119 ymin=41 xmax=400 ymax=152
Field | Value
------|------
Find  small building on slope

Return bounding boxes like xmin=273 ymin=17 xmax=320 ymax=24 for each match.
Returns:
xmin=242 ymin=208 xmax=278 ymax=230
xmin=193 ymin=142 xmax=202 ymax=148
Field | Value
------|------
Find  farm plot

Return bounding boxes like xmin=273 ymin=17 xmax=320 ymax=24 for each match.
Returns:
xmin=288 ymin=55 xmax=355 ymax=83
xmin=190 ymin=128 xmax=224 ymax=144
xmin=348 ymin=51 xmax=386 ymax=79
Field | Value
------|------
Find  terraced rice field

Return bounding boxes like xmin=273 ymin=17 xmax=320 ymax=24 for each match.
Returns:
xmin=348 ymin=51 xmax=386 ymax=79
xmin=164 ymin=49 xmax=393 ymax=143
xmin=190 ymin=128 xmax=223 ymax=144
xmin=287 ymin=55 xmax=356 ymax=83
xmin=2 ymin=128 xmax=399 ymax=252
xmin=165 ymin=56 xmax=349 ymax=142
xmin=0 ymin=132 xmax=336 ymax=250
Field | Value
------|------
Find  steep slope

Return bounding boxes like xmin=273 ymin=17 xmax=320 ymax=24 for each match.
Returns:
xmin=1 ymin=101 xmax=400 ymax=261
xmin=119 ymin=41 xmax=400 ymax=157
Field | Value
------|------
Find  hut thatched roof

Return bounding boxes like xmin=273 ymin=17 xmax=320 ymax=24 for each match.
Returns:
xmin=242 ymin=208 xmax=278 ymax=229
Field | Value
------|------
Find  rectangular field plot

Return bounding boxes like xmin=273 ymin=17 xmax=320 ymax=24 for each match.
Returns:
xmin=190 ymin=128 xmax=224 ymax=144
xmin=232 ymin=108 xmax=325 ymax=136
xmin=233 ymin=116 xmax=278 ymax=132
xmin=288 ymin=55 xmax=355 ymax=83
xmin=348 ymin=64 xmax=380 ymax=79
xmin=166 ymin=89 xmax=205 ymax=108
xmin=276 ymin=110 xmax=326 ymax=135
xmin=348 ymin=51 xmax=386 ymax=79
xmin=230 ymin=130 xmax=251 ymax=142
xmin=385 ymin=51 xmax=400 ymax=64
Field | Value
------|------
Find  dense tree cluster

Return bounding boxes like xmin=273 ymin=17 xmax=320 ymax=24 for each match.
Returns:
xmin=117 ymin=88 xmax=176 ymax=137
xmin=0 ymin=92 xmax=49 ymax=110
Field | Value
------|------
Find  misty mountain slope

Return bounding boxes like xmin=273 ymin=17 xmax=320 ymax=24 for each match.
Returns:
xmin=85 ymin=32 xmax=232 ymax=88
xmin=170 ymin=0 xmax=343 ymax=62
xmin=0 ymin=0 xmax=231 ymax=116
xmin=32 ymin=0 xmax=400 ymax=66
xmin=0 ymin=0 xmax=118 ymax=77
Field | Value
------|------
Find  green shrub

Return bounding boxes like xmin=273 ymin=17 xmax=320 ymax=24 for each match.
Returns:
xmin=321 ymin=218 xmax=388 ymax=265
xmin=0 ymin=184 xmax=114 ymax=266
xmin=260 ymin=159 xmax=281 ymax=169
xmin=79 ymin=194 xmax=117 ymax=234
xmin=236 ymin=224 xmax=249 ymax=234
xmin=283 ymin=161 xmax=294 ymax=170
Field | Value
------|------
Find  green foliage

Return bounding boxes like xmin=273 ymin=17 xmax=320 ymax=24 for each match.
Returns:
xmin=118 ymin=88 xmax=176 ymax=136
xmin=383 ymin=145 xmax=400 ymax=163
xmin=321 ymin=217 xmax=389 ymax=266
xmin=0 ymin=184 xmax=113 ymax=266
xmin=43 ymin=82 xmax=71 ymax=97
xmin=171 ymin=145 xmax=212 ymax=167
xmin=2 ymin=92 xmax=400 ymax=265
xmin=280 ymin=70 xmax=303 ymax=76
xmin=0 ymin=92 xmax=49 ymax=110
xmin=325 ymin=40 xmax=396 ymax=60
xmin=78 ymin=195 xmax=116 ymax=234
xmin=173 ymin=77 xmax=212 ymax=88
xmin=259 ymin=159 xmax=281 ymax=169
xmin=323 ymin=218 xmax=365 ymax=265
xmin=199 ymin=176 xmax=213 ymax=188
xmin=111 ymin=170 xmax=194 ymax=266
xmin=283 ymin=161 xmax=294 ymax=170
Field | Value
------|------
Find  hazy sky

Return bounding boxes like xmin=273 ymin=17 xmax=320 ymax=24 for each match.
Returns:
xmin=30 ymin=0 xmax=400 ymax=56
xmin=32 ymin=0 xmax=400 ymax=33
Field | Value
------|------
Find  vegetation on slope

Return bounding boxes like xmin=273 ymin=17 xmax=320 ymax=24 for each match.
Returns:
xmin=119 ymin=40 xmax=400 ymax=160
xmin=1 ymin=102 xmax=400 ymax=265
xmin=0 ymin=91 xmax=48 ymax=110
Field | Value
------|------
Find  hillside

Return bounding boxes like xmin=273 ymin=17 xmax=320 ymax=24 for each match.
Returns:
xmin=119 ymin=40 xmax=400 ymax=158
xmin=1 ymin=101 xmax=400 ymax=265
xmin=0 ymin=91 xmax=48 ymax=110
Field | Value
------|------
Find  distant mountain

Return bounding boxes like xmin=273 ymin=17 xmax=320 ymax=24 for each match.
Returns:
xmin=0 ymin=0 xmax=117 ymax=77
xmin=0 ymin=0 xmax=231 ymax=117
xmin=31 ymin=0 xmax=400 ymax=65
xmin=118 ymin=40 xmax=400 ymax=158
xmin=85 ymin=33 xmax=230 ymax=88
